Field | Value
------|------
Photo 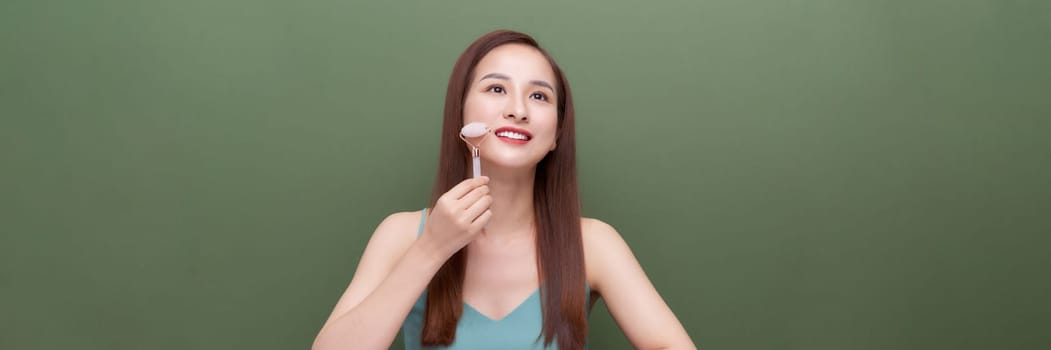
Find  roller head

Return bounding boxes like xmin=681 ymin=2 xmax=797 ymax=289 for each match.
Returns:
xmin=460 ymin=122 xmax=489 ymax=138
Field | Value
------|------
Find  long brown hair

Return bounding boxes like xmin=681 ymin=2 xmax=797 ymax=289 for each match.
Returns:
xmin=422 ymin=30 xmax=586 ymax=349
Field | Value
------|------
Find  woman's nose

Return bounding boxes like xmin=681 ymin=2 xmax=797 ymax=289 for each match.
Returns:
xmin=504 ymin=98 xmax=528 ymax=122
xmin=504 ymin=112 xmax=528 ymax=122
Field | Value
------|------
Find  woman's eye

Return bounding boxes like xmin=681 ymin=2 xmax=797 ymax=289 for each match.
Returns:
xmin=487 ymin=86 xmax=505 ymax=93
xmin=531 ymin=92 xmax=548 ymax=101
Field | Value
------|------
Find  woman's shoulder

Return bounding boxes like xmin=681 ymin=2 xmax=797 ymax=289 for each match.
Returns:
xmin=580 ymin=217 xmax=622 ymax=244
xmin=580 ymin=217 xmax=632 ymax=259
xmin=580 ymin=217 xmax=637 ymax=292
xmin=377 ymin=209 xmax=425 ymax=231
xmin=366 ymin=209 xmax=426 ymax=248
xmin=581 ymin=218 xmax=626 ymax=267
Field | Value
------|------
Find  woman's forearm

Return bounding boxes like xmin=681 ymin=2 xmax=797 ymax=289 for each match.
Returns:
xmin=312 ymin=241 xmax=447 ymax=350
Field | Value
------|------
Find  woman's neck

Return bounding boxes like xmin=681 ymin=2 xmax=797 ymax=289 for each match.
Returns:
xmin=477 ymin=165 xmax=536 ymax=240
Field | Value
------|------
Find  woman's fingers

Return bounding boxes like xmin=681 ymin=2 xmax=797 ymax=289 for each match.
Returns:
xmin=457 ymin=185 xmax=489 ymax=211
xmin=463 ymin=193 xmax=492 ymax=225
xmin=442 ymin=176 xmax=489 ymax=201
xmin=425 ymin=176 xmax=493 ymax=250
xmin=469 ymin=209 xmax=493 ymax=232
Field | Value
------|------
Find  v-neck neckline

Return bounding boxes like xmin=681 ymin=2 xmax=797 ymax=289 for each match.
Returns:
xmin=463 ymin=288 xmax=540 ymax=322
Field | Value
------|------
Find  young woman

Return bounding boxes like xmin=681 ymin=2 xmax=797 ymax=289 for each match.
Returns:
xmin=313 ymin=30 xmax=695 ymax=350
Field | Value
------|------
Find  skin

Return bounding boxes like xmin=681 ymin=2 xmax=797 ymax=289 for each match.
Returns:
xmin=313 ymin=44 xmax=695 ymax=350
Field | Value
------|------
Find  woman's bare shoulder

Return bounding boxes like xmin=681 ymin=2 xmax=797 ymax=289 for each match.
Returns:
xmin=379 ymin=209 xmax=425 ymax=230
xmin=581 ymin=217 xmax=622 ymax=244
xmin=366 ymin=209 xmax=425 ymax=249
xmin=580 ymin=217 xmax=634 ymax=291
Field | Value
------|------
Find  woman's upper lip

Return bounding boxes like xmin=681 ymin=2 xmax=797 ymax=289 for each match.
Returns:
xmin=493 ymin=126 xmax=533 ymax=139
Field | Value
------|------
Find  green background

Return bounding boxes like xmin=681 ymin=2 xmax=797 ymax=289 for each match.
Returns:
xmin=3 ymin=0 xmax=1049 ymax=349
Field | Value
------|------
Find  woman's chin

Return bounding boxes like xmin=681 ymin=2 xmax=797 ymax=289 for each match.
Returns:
xmin=480 ymin=159 xmax=541 ymax=174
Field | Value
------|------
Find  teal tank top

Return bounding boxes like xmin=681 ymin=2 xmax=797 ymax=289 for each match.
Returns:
xmin=401 ymin=208 xmax=589 ymax=350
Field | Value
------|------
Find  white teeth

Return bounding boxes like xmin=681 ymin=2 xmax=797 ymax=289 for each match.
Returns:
xmin=496 ymin=131 xmax=529 ymax=140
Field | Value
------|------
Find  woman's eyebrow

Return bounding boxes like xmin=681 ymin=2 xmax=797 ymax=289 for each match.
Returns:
xmin=479 ymin=73 xmax=554 ymax=91
xmin=479 ymin=73 xmax=510 ymax=81
xmin=530 ymin=80 xmax=554 ymax=91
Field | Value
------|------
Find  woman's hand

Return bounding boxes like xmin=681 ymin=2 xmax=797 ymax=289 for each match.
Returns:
xmin=420 ymin=176 xmax=492 ymax=258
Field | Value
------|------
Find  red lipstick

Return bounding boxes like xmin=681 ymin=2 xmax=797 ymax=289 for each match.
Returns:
xmin=493 ymin=126 xmax=532 ymax=145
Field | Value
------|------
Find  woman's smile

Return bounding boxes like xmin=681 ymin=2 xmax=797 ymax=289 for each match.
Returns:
xmin=493 ymin=126 xmax=532 ymax=145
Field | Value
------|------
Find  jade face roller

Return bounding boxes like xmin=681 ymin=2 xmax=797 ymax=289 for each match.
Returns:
xmin=460 ymin=122 xmax=491 ymax=178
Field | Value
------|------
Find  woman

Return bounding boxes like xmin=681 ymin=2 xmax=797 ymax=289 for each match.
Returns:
xmin=313 ymin=30 xmax=695 ymax=350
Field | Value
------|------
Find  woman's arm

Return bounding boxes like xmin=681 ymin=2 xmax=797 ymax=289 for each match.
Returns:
xmin=584 ymin=218 xmax=697 ymax=350
xmin=313 ymin=177 xmax=491 ymax=350
xmin=311 ymin=211 xmax=444 ymax=350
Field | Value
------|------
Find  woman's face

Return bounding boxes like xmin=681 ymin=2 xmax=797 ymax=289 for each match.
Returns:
xmin=463 ymin=43 xmax=559 ymax=171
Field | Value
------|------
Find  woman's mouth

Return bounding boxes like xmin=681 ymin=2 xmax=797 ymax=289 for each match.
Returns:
xmin=494 ymin=127 xmax=532 ymax=145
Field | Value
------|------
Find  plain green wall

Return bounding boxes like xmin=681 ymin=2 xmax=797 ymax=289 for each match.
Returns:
xmin=2 ymin=0 xmax=1049 ymax=349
